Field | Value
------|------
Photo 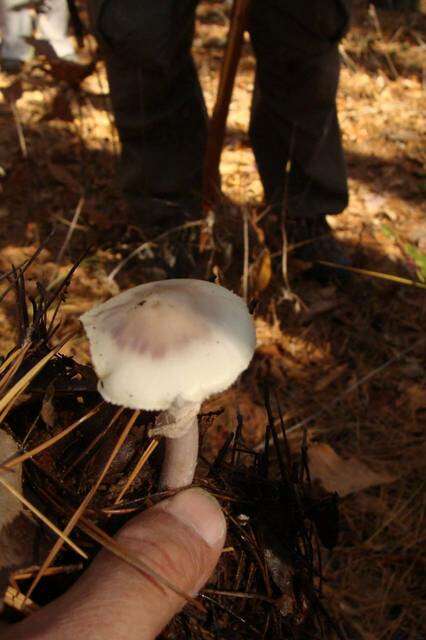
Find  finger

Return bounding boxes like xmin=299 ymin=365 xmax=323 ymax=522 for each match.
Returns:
xmin=9 ymin=488 xmax=227 ymax=640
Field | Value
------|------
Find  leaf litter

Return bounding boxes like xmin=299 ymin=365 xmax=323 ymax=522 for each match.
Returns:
xmin=0 ymin=1 xmax=425 ymax=638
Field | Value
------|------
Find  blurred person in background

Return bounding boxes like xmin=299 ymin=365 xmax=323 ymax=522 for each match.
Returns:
xmin=0 ymin=0 xmax=85 ymax=73
xmin=88 ymin=1 xmax=352 ymax=267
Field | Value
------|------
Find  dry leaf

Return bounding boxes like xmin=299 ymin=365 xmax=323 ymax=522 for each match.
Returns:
xmin=405 ymin=384 xmax=426 ymax=412
xmin=202 ymin=388 xmax=267 ymax=451
xmin=308 ymin=443 xmax=395 ymax=497
xmin=41 ymin=384 xmax=56 ymax=428
xmin=251 ymin=249 xmax=272 ymax=294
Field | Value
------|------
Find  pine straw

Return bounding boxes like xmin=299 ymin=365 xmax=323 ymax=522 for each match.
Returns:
xmin=0 ymin=261 xmax=345 ymax=638
xmin=0 ymin=2 xmax=424 ymax=637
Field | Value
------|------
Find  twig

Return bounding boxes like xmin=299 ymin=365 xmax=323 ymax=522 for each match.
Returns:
xmin=202 ymin=0 xmax=251 ymax=206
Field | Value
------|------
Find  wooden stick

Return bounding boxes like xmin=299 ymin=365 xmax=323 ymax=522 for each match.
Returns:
xmin=202 ymin=0 xmax=251 ymax=208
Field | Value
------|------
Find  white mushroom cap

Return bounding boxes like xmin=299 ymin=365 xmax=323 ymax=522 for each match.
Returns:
xmin=81 ymin=279 xmax=256 ymax=411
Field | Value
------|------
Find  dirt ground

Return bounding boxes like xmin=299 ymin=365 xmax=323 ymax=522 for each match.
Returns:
xmin=0 ymin=1 xmax=425 ymax=638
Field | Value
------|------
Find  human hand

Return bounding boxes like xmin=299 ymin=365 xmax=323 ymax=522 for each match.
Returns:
xmin=4 ymin=488 xmax=226 ymax=640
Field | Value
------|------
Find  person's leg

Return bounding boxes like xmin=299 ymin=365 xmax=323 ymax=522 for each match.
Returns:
xmin=37 ymin=0 xmax=75 ymax=59
xmin=0 ymin=0 xmax=34 ymax=63
xmin=89 ymin=0 xmax=206 ymax=224
xmin=248 ymin=0 xmax=351 ymax=221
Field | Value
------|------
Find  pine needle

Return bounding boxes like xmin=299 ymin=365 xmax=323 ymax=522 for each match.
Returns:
xmin=114 ymin=438 xmax=159 ymax=504
xmin=0 ymin=403 xmax=103 ymax=471
xmin=80 ymin=517 xmax=204 ymax=612
xmin=0 ymin=332 xmax=76 ymax=423
xmin=25 ymin=411 xmax=140 ymax=601
xmin=12 ymin=563 xmax=83 ymax=581
xmin=0 ymin=343 xmax=30 ymax=377
xmin=0 ymin=342 xmax=31 ymax=395
xmin=64 ymin=406 xmax=124 ymax=476
xmin=0 ymin=475 xmax=87 ymax=558
xmin=317 ymin=260 xmax=426 ymax=289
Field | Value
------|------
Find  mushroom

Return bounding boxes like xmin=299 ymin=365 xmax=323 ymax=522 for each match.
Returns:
xmin=81 ymin=279 xmax=256 ymax=490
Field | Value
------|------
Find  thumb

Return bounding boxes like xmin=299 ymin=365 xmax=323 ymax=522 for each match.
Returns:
xmin=9 ymin=488 xmax=226 ymax=640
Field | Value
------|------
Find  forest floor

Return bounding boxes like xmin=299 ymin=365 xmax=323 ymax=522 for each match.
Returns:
xmin=0 ymin=1 xmax=425 ymax=638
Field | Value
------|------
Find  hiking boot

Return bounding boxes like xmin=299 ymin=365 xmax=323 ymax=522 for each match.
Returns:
xmin=126 ymin=194 xmax=203 ymax=237
xmin=286 ymin=216 xmax=352 ymax=283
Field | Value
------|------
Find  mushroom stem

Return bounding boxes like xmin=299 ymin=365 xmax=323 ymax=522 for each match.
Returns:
xmin=159 ymin=413 xmax=199 ymax=490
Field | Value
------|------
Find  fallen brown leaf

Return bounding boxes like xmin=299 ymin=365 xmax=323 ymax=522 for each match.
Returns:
xmin=308 ymin=443 xmax=395 ymax=497
xmin=250 ymin=248 xmax=272 ymax=294
xmin=405 ymin=383 xmax=426 ymax=413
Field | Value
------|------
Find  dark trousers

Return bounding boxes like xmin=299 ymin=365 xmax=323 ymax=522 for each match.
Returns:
xmin=89 ymin=0 xmax=351 ymax=219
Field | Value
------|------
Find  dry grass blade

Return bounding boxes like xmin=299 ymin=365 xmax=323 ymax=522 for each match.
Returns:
xmin=0 ymin=332 xmax=76 ymax=423
xmin=317 ymin=260 xmax=426 ymax=289
xmin=0 ymin=403 xmax=103 ymax=471
xmin=80 ymin=517 xmax=204 ymax=612
xmin=0 ymin=475 xmax=87 ymax=558
xmin=114 ymin=438 xmax=159 ymax=504
xmin=25 ymin=411 xmax=141 ymax=601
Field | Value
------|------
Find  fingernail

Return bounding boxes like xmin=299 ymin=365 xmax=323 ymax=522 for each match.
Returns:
xmin=159 ymin=488 xmax=226 ymax=548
